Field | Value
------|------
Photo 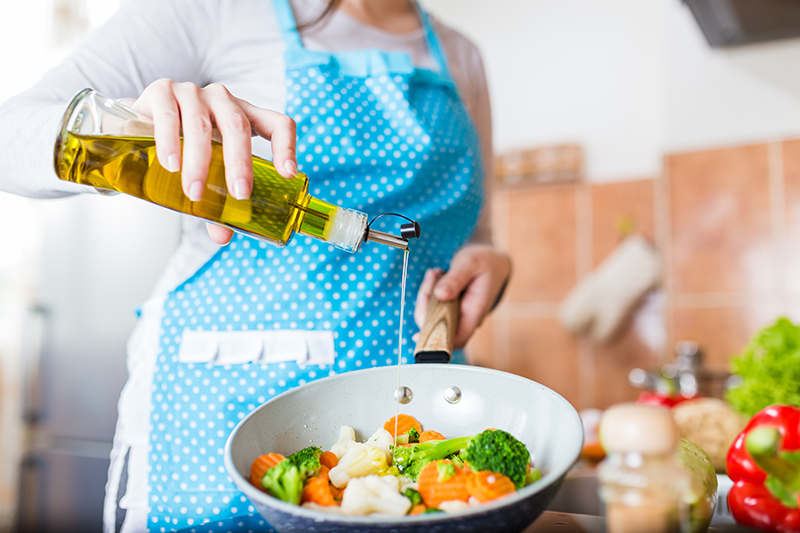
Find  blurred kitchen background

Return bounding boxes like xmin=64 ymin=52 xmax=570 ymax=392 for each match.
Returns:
xmin=3 ymin=0 xmax=800 ymax=531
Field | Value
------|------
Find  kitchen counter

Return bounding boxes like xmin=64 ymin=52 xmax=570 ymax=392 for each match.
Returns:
xmin=527 ymin=512 xmax=756 ymax=532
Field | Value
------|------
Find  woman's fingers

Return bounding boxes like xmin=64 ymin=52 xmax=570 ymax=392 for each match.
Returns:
xmin=238 ymin=99 xmax=298 ymax=178
xmin=423 ymin=245 xmax=511 ymax=349
xmin=136 ymin=80 xmax=299 ymax=208
xmin=206 ymin=84 xmax=254 ymax=199
xmin=173 ymin=84 xmax=214 ymax=201
xmin=133 ymin=80 xmax=300 ymax=247
xmin=206 ymin=223 xmax=234 ymax=245
xmin=431 ymin=261 xmax=484 ymax=350
xmin=454 ymin=273 xmax=492 ymax=349
xmin=133 ymin=79 xmax=182 ymax=173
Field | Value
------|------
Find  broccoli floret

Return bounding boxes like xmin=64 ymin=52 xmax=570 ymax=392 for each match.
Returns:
xmin=403 ymin=488 xmax=423 ymax=508
xmin=406 ymin=427 xmax=420 ymax=444
xmin=288 ymin=446 xmax=323 ymax=478
xmin=261 ymin=460 xmax=304 ymax=505
xmin=391 ymin=436 xmax=473 ymax=480
xmin=423 ymin=507 xmax=444 ymax=514
xmin=261 ymin=446 xmax=322 ymax=505
xmin=461 ymin=430 xmax=530 ymax=489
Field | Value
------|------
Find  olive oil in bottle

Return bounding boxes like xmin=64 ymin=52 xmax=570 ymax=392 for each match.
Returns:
xmin=55 ymin=131 xmax=366 ymax=251
xmin=52 ymin=89 xmax=406 ymax=253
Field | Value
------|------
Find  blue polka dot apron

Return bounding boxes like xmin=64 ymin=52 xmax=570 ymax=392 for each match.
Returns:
xmin=147 ymin=0 xmax=484 ymax=530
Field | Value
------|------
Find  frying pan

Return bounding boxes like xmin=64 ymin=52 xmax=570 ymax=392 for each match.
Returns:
xmin=224 ymin=292 xmax=584 ymax=533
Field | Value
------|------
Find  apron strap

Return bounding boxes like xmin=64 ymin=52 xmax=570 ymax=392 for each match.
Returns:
xmin=415 ymin=2 xmax=455 ymax=86
xmin=271 ymin=0 xmax=305 ymax=51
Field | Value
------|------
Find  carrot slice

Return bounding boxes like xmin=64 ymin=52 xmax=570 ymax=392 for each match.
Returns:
xmin=301 ymin=476 xmax=337 ymax=506
xmin=419 ymin=430 xmax=446 ymax=442
xmin=319 ymin=465 xmax=330 ymax=481
xmin=409 ymin=504 xmax=427 ymax=515
xmin=384 ymin=414 xmax=422 ymax=438
xmin=250 ymin=453 xmax=285 ymax=489
xmin=466 ymin=470 xmax=516 ymax=502
xmin=417 ymin=460 xmax=470 ymax=507
xmin=320 ymin=450 xmax=339 ymax=470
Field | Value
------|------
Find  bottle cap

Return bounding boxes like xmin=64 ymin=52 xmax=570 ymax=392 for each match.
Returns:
xmin=400 ymin=221 xmax=421 ymax=240
xmin=599 ymin=403 xmax=679 ymax=455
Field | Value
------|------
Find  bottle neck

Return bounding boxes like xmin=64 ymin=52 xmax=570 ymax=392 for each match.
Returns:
xmin=297 ymin=198 xmax=368 ymax=253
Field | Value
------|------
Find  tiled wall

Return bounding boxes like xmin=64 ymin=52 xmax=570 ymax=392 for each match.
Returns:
xmin=466 ymin=139 xmax=800 ymax=410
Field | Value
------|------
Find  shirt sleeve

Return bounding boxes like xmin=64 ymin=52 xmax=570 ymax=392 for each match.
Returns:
xmin=0 ymin=0 xmax=219 ymax=199
xmin=433 ymin=19 xmax=494 ymax=246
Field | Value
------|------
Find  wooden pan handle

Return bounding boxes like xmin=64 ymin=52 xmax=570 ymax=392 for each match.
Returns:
xmin=413 ymin=284 xmax=461 ymax=364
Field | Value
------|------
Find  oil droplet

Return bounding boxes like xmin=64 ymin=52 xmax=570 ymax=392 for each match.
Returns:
xmin=303 ymin=424 xmax=308 ymax=428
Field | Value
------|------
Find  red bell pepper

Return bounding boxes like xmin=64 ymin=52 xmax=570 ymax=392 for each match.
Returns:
xmin=635 ymin=390 xmax=693 ymax=408
xmin=726 ymin=405 xmax=800 ymax=533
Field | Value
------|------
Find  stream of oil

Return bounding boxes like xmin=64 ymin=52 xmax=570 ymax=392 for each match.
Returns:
xmin=393 ymin=248 xmax=410 ymax=448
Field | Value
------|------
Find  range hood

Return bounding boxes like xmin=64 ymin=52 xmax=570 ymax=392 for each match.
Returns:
xmin=685 ymin=0 xmax=800 ymax=47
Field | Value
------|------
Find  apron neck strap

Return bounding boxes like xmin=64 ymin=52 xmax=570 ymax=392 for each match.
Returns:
xmin=271 ymin=0 xmax=455 ymax=85
xmin=271 ymin=0 xmax=305 ymax=51
xmin=414 ymin=1 xmax=454 ymax=84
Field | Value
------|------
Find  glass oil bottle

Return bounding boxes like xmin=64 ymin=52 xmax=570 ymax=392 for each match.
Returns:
xmin=53 ymin=89 xmax=415 ymax=252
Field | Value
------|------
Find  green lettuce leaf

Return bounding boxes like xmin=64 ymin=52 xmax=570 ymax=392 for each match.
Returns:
xmin=725 ymin=317 xmax=800 ymax=416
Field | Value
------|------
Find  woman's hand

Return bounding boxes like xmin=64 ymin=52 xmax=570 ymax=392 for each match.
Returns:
xmin=414 ymin=244 xmax=511 ymax=350
xmin=131 ymin=79 xmax=298 ymax=244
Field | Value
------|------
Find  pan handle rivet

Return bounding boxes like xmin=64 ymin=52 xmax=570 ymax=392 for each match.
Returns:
xmin=444 ymin=386 xmax=461 ymax=404
xmin=394 ymin=386 xmax=413 ymax=404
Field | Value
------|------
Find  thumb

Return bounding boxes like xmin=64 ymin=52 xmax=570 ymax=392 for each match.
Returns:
xmin=433 ymin=267 xmax=473 ymax=301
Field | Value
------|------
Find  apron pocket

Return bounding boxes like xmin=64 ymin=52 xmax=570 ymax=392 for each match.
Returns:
xmin=178 ymin=329 xmax=335 ymax=366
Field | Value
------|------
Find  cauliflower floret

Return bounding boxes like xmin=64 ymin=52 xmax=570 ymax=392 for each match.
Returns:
xmin=439 ymin=500 xmax=471 ymax=513
xmin=329 ymin=443 xmax=388 ymax=488
xmin=330 ymin=426 xmax=358 ymax=459
xmin=398 ymin=477 xmax=418 ymax=493
xmin=364 ymin=428 xmax=393 ymax=463
xmin=340 ymin=475 xmax=411 ymax=516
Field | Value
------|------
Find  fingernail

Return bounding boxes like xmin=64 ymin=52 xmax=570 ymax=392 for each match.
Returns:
xmin=166 ymin=155 xmax=181 ymax=173
xmin=233 ymin=179 xmax=249 ymax=200
xmin=284 ymin=160 xmax=297 ymax=177
xmin=188 ymin=181 xmax=204 ymax=202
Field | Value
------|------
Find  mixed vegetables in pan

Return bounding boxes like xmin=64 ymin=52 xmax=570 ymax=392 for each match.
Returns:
xmin=249 ymin=414 xmax=543 ymax=516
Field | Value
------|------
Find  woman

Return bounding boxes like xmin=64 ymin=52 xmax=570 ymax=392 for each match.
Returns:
xmin=0 ymin=0 xmax=510 ymax=531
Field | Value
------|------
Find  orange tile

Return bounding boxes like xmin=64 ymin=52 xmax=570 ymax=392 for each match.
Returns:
xmin=670 ymin=304 xmax=781 ymax=372
xmin=667 ymin=144 xmax=775 ymax=293
xmin=505 ymin=186 xmax=577 ymax=303
xmin=465 ymin=317 xmax=494 ymax=368
xmin=508 ymin=317 xmax=581 ymax=409
xmin=593 ymin=328 xmax=660 ymax=409
xmin=591 ymin=179 xmax=656 ymax=267
xmin=783 ymin=139 xmax=800 ymax=292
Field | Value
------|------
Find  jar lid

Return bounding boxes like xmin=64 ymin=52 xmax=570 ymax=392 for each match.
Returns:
xmin=599 ymin=402 xmax=679 ymax=455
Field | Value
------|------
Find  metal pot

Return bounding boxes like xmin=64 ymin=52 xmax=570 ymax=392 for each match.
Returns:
xmin=223 ymin=362 xmax=583 ymax=533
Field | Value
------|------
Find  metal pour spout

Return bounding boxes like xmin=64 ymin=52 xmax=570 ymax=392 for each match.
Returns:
xmin=365 ymin=221 xmax=421 ymax=250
